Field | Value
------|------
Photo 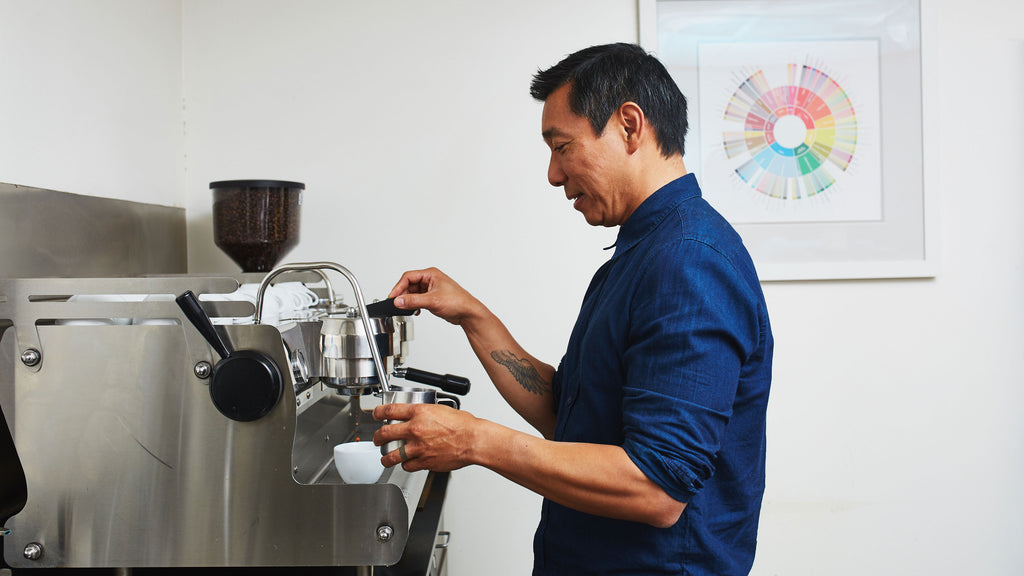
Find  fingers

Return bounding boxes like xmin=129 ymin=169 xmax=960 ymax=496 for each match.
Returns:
xmin=394 ymin=292 xmax=429 ymax=312
xmin=373 ymin=403 xmax=414 ymax=470
xmin=388 ymin=268 xmax=442 ymax=298
xmin=375 ymin=420 xmax=429 ymax=472
xmin=388 ymin=268 xmax=482 ymax=328
xmin=374 ymin=420 xmax=409 ymax=469
xmin=383 ymin=444 xmax=429 ymax=472
xmin=388 ymin=269 xmax=439 ymax=314
xmin=373 ymin=402 xmax=418 ymax=422
xmin=387 ymin=273 xmax=415 ymax=299
xmin=373 ymin=418 xmax=409 ymax=442
xmin=379 ymin=442 xmax=410 ymax=469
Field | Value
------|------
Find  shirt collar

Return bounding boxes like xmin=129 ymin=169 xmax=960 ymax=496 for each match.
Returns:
xmin=609 ymin=173 xmax=700 ymax=257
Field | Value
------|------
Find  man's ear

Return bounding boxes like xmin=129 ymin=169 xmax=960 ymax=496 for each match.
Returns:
xmin=617 ymin=101 xmax=645 ymax=154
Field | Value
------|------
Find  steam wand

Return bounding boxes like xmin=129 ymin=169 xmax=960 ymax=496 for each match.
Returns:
xmin=253 ymin=261 xmax=392 ymax=393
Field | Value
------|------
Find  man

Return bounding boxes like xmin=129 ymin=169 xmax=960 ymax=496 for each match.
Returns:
xmin=373 ymin=43 xmax=773 ymax=575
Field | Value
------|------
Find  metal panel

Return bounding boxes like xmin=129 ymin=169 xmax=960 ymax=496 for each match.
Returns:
xmin=0 ymin=183 xmax=186 ymax=277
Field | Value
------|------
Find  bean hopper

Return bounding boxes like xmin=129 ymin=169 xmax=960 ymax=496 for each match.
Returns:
xmin=211 ymin=179 xmax=305 ymax=273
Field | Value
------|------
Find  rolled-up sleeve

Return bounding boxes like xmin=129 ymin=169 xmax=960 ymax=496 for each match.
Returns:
xmin=620 ymin=238 xmax=761 ymax=503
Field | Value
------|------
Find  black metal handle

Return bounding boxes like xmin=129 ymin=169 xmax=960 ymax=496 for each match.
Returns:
xmin=401 ymin=367 xmax=471 ymax=396
xmin=176 ymin=290 xmax=233 ymax=359
xmin=366 ymin=297 xmax=417 ymax=317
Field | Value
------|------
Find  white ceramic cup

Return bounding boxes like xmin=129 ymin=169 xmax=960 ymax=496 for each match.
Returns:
xmin=333 ymin=441 xmax=385 ymax=484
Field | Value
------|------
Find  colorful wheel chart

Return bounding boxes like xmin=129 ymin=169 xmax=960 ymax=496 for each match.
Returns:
xmin=721 ymin=64 xmax=858 ymax=199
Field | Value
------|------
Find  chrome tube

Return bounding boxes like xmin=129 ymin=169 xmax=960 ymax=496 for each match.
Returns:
xmin=255 ymin=262 xmax=390 ymax=392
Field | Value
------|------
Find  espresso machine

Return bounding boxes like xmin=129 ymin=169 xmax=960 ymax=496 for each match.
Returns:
xmin=0 ymin=181 xmax=468 ymax=575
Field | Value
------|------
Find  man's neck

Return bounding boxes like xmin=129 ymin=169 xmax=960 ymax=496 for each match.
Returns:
xmin=637 ymin=155 xmax=688 ymax=205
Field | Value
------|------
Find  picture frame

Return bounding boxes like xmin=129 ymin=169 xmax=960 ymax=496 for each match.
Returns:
xmin=638 ymin=0 xmax=936 ymax=281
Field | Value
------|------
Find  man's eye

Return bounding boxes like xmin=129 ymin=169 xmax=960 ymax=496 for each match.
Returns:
xmin=554 ymin=143 xmax=568 ymax=153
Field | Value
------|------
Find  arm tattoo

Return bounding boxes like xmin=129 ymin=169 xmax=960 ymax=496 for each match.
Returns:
xmin=490 ymin=350 xmax=549 ymax=395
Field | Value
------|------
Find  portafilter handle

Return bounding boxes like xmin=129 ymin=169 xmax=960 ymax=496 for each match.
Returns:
xmin=394 ymin=367 xmax=471 ymax=396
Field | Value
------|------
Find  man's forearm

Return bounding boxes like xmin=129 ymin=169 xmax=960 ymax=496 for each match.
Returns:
xmin=467 ymin=418 xmax=686 ymax=528
xmin=461 ymin=308 xmax=558 ymax=438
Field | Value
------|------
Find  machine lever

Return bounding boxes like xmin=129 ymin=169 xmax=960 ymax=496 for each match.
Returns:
xmin=175 ymin=290 xmax=233 ymax=359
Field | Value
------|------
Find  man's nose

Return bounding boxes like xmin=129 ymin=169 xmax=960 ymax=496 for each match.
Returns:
xmin=547 ymin=155 xmax=566 ymax=187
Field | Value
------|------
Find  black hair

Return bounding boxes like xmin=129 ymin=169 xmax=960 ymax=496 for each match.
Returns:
xmin=529 ymin=42 xmax=688 ymax=158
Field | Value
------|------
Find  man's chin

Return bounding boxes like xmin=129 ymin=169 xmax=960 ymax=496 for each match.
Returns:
xmin=580 ymin=213 xmax=613 ymax=227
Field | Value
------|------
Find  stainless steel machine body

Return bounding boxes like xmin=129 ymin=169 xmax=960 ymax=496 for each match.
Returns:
xmin=0 ymin=185 xmax=454 ymax=573
xmin=0 ymin=274 xmax=428 ymax=569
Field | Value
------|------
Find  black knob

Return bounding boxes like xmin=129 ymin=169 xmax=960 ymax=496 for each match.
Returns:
xmin=177 ymin=290 xmax=283 ymax=422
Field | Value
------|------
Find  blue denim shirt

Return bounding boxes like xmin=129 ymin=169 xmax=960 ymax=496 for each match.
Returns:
xmin=533 ymin=174 xmax=773 ymax=576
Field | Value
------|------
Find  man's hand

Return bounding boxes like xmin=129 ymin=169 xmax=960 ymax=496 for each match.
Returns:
xmin=387 ymin=266 xmax=557 ymax=438
xmin=373 ymin=402 xmax=479 ymax=472
xmin=388 ymin=267 xmax=485 ymax=327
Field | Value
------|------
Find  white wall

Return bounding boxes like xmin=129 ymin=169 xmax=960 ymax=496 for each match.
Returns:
xmin=4 ymin=0 xmax=1024 ymax=574
xmin=0 ymin=0 xmax=183 ymax=207
xmin=754 ymin=2 xmax=1024 ymax=573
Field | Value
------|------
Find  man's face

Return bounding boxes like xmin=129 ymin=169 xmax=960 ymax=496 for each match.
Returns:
xmin=541 ymin=84 xmax=631 ymax=227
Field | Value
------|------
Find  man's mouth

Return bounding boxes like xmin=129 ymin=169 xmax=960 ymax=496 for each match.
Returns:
xmin=567 ymin=192 xmax=583 ymax=210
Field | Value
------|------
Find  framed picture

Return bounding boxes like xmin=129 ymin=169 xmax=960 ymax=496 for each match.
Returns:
xmin=639 ymin=0 xmax=935 ymax=281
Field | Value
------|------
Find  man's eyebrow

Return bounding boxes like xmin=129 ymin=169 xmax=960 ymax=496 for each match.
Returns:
xmin=542 ymin=127 xmax=566 ymax=142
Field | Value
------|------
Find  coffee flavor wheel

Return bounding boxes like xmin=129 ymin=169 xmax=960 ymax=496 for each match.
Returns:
xmin=720 ymin=64 xmax=858 ymax=200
